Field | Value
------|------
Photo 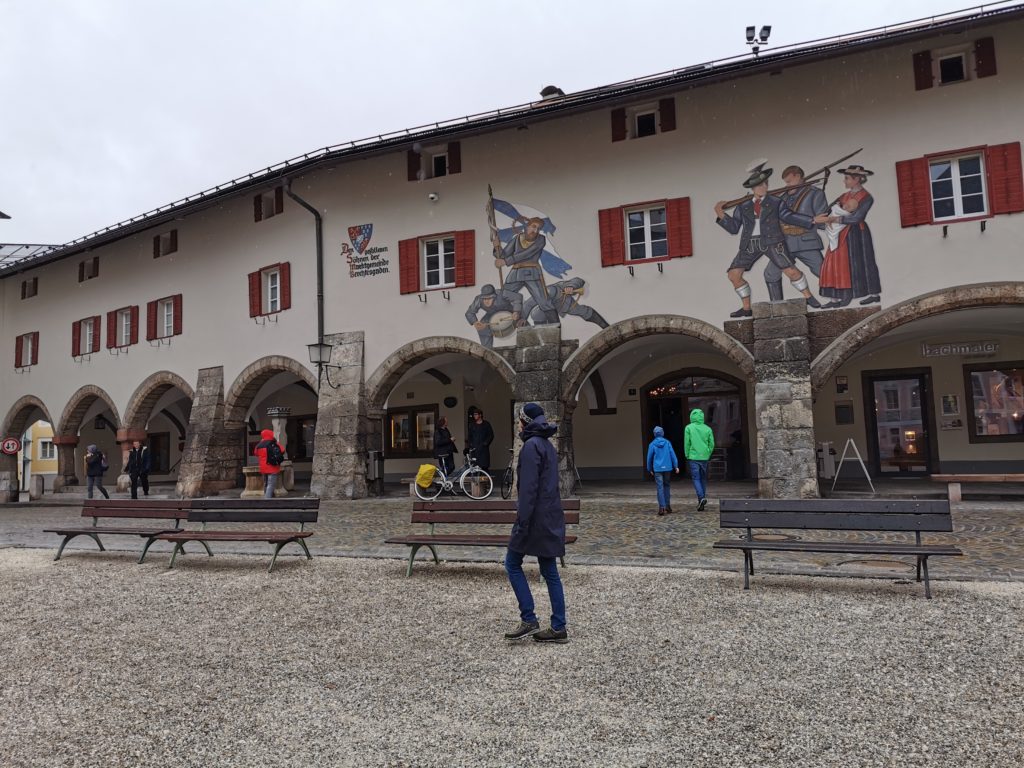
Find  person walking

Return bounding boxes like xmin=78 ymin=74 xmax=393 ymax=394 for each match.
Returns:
xmin=503 ymin=403 xmax=568 ymax=644
xmin=83 ymin=444 xmax=109 ymax=500
xmin=466 ymin=407 xmax=494 ymax=471
xmin=433 ymin=417 xmax=457 ymax=475
xmin=646 ymin=426 xmax=680 ymax=516
xmin=684 ymin=408 xmax=715 ymax=511
xmin=254 ymin=429 xmax=283 ymax=499
xmin=125 ymin=439 xmax=151 ymax=500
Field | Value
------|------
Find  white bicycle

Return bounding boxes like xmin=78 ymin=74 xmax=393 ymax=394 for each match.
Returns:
xmin=414 ymin=451 xmax=494 ymax=501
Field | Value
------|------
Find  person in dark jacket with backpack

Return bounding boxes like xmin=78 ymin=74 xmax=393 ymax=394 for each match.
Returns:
xmin=254 ymin=429 xmax=283 ymax=498
xmin=433 ymin=417 xmax=457 ymax=475
xmin=83 ymin=444 xmax=109 ymax=499
xmin=503 ymin=403 xmax=568 ymax=644
xmin=125 ymin=439 xmax=152 ymax=500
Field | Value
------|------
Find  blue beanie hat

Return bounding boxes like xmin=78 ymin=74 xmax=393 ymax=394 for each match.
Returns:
xmin=522 ymin=402 xmax=544 ymax=420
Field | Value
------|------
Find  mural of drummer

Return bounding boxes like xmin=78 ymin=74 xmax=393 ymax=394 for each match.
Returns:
xmin=495 ymin=217 xmax=560 ymax=325
xmin=465 ymin=284 xmax=517 ymax=348
xmin=523 ymin=277 xmax=609 ymax=329
xmin=714 ymin=162 xmax=823 ymax=318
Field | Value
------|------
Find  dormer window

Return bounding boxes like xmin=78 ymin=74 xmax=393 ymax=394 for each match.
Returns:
xmin=407 ymin=142 xmax=462 ymax=181
xmin=253 ymin=187 xmax=285 ymax=222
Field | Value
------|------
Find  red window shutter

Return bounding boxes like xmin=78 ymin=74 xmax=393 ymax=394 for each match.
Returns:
xmin=279 ymin=262 xmax=292 ymax=310
xmin=895 ymin=158 xmax=933 ymax=227
xmin=665 ymin=197 xmax=693 ymax=258
xmin=598 ymin=207 xmax=626 ymax=266
xmin=274 ymin=186 xmax=284 ymax=215
xmin=146 ymin=300 xmax=157 ymax=341
xmin=454 ymin=230 xmax=476 ymax=288
xmin=611 ymin=108 xmax=627 ymax=142
xmin=447 ymin=142 xmax=462 ymax=174
xmin=253 ymin=194 xmax=263 ymax=222
xmin=659 ymin=98 xmax=677 ymax=133
xmin=129 ymin=305 xmax=139 ymax=345
xmin=78 ymin=261 xmax=85 ymax=282
xmin=106 ymin=310 xmax=117 ymax=348
xmin=153 ymin=235 xmax=161 ymax=258
xmin=398 ymin=238 xmax=420 ymax=294
xmin=91 ymin=256 xmax=99 ymax=278
xmin=974 ymin=36 xmax=997 ymax=78
xmin=169 ymin=229 xmax=178 ymax=253
xmin=248 ymin=271 xmax=262 ymax=317
xmin=913 ymin=50 xmax=933 ymax=90
xmin=985 ymin=142 xmax=1024 ymax=215
xmin=407 ymin=149 xmax=421 ymax=181
xmin=71 ymin=320 xmax=82 ymax=356
xmin=31 ymin=332 xmax=39 ymax=365
xmin=91 ymin=315 xmax=101 ymax=353
xmin=15 ymin=335 xmax=23 ymax=368
xmin=172 ymin=294 xmax=183 ymax=336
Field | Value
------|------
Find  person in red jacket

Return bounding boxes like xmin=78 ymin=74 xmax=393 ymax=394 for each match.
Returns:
xmin=254 ymin=429 xmax=283 ymax=498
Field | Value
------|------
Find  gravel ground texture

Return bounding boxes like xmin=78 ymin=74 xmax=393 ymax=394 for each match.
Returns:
xmin=1 ymin=549 xmax=1021 ymax=768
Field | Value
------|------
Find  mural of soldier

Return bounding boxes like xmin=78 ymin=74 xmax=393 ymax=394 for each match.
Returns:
xmin=523 ymin=277 xmax=609 ymax=329
xmin=714 ymin=162 xmax=823 ymax=318
xmin=495 ymin=217 xmax=560 ymax=325
xmin=465 ymin=284 xmax=517 ymax=349
xmin=764 ymin=165 xmax=829 ymax=301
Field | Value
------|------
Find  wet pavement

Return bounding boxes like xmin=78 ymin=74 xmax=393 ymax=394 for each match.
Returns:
xmin=2 ymin=482 xmax=1021 ymax=584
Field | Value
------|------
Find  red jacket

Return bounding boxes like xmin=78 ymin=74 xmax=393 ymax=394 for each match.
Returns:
xmin=254 ymin=429 xmax=282 ymax=474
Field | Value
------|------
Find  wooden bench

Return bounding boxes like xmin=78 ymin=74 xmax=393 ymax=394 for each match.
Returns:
xmin=44 ymin=499 xmax=192 ymax=563
xmin=385 ymin=499 xmax=580 ymax=577
xmin=713 ymin=499 xmax=963 ymax=598
xmin=154 ymin=498 xmax=319 ymax=573
xmin=930 ymin=473 xmax=1024 ymax=502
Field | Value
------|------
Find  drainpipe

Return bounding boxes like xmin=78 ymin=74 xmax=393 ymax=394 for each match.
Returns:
xmin=284 ymin=181 xmax=325 ymax=351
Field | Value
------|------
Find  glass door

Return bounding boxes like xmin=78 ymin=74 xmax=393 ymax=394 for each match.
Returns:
xmin=867 ymin=373 xmax=933 ymax=475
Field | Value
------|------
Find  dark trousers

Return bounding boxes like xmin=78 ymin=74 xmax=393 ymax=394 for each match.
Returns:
xmin=130 ymin=473 xmax=149 ymax=499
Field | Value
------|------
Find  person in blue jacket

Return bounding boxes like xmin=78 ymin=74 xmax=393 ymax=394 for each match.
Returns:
xmin=646 ymin=426 xmax=680 ymax=516
xmin=503 ymin=402 xmax=568 ymax=644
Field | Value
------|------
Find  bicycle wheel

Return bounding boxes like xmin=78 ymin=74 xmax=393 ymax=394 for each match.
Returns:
xmin=414 ymin=469 xmax=445 ymax=500
xmin=500 ymin=466 xmax=514 ymax=499
xmin=461 ymin=467 xmax=494 ymax=500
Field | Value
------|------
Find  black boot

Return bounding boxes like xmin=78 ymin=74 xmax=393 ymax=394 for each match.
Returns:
xmin=730 ymin=307 xmax=753 ymax=318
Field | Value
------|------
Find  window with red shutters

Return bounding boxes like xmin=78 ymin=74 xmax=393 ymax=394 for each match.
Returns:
xmin=254 ymin=188 xmax=284 ymax=221
xmin=14 ymin=332 xmax=39 ymax=368
xmin=398 ymin=232 xmax=475 ymax=293
xmin=153 ymin=229 xmax=178 ymax=258
xmin=407 ymin=142 xmax=463 ymax=180
xmin=398 ymin=238 xmax=420 ymax=294
xmin=248 ymin=263 xmax=291 ymax=316
xmin=612 ymin=100 xmax=677 ymax=141
xmin=107 ymin=306 xmax=139 ymax=349
xmin=77 ymin=257 xmax=98 ymax=282
xmin=21 ymin=278 xmax=37 ymax=299
xmin=600 ymin=198 xmax=691 ymax=266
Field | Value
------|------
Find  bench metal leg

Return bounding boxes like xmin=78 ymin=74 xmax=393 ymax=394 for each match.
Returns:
xmin=269 ymin=538 xmax=309 ymax=573
xmin=168 ymin=543 xmax=185 ymax=568
xmin=54 ymin=533 xmax=104 ymax=561
xmin=915 ymin=558 xmax=922 ymax=583
xmin=742 ymin=550 xmax=752 ymax=590
xmin=296 ymin=538 xmax=312 ymax=560
xmin=404 ymin=544 xmax=441 ymax=577
xmin=138 ymin=536 xmax=157 ymax=564
xmin=920 ymin=556 xmax=932 ymax=599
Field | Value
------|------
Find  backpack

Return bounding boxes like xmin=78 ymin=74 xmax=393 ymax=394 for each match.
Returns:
xmin=100 ymin=453 xmax=109 ymax=472
xmin=266 ymin=441 xmax=284 ymax=466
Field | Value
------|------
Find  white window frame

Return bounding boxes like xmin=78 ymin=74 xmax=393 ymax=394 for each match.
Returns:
xmin=117 ymin=308 xmax=132 ymax=347
xmin=624 ymin=204 xmax=669 ymax=261
xmin=422 ymin=237 xmax=456 ymax=289
xmin=937 ymin=51 xmax=968 ymax=85
xmin=430 ymin=152 xmax=448 ymax=178
xmin=158 ymin=298 xmax=175 ymax=338
xmin=263 ymin=268 xmax=281 ymax=314
xmin=39 ymin=440 xmax=55 ymax=460
xmin=20 ymin=333 xmax=35 ymax=367
xmin=259 ymin=192 xmax=278 ymax=220
xmin=82 ymin=258 xmax=99 ymax=280
xmin=929 ymin=153 xmax=988 ymax=221
xmin=627 ymin=103 xmax=661 ymax=140
xmin=80 ymin=317 xmax=95 ymax=356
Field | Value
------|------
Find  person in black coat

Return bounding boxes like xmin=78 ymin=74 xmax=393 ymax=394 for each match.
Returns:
xmin=83 ymin=444 xmax=110 ymax=500
xmin=503 ymin=403 xmax=568 ymax=644
xmin=465 ymin=407 xmax=494 ymax=470
xmin=125 ymin=439 xmax=152 ymax=499
xmin=432 ymin=417 xmax=457 ymax=475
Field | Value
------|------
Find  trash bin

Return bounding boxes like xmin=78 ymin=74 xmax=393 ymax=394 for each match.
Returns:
xmin=367 ymin=450 xmax=385 ymax=495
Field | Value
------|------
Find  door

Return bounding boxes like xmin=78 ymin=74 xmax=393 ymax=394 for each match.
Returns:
xmin=865 ymin=372 xmax=935 ymax=475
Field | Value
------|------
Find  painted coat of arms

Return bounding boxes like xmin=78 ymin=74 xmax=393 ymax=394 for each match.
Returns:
xmin=348 ymin=224 xmax=373 ymax=255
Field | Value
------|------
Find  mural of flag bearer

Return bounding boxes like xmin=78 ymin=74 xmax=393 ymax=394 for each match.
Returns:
xmin=714 ymin=161 xmax=822 ymax=318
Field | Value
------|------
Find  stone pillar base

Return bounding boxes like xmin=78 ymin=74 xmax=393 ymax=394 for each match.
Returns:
xmin=241 ymin=466 xmax=286 ymax=498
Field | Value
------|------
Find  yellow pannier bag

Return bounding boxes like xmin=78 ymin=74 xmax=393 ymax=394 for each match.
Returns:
xmin=416 ymin=464 xmax=437 ymax=488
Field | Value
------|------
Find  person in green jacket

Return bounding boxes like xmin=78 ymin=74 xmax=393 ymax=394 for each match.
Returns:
xmin=683 ymin=408 xmax=715 ymax=511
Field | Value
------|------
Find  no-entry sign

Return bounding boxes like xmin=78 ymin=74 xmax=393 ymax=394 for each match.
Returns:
xmin=1 ymin=437 xmax=22 ymax=455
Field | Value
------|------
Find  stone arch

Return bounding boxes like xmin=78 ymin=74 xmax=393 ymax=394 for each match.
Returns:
xmin=811 ymin=282 xmax=1024 ymax=391
xmin=224 ymin=355 xmax=318 ymax=425
xmin=560 ymin=314 xmax=756 ymax=405
xmin=57 ymin=385 xmax=121 ymax=436
xmin=123 ymin=371 xmax=196 ymax=431
xmin=365 ymin=336 xmax=517 ymax=412
xmin=1 ymin=395 xmax=55 ymax=439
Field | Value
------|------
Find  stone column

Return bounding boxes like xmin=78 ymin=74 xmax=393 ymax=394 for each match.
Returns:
xmin=176 ymin=367 xmax=246 ymax=498
xmin=752 ymin=299 xmax=819 ymax=499
xmin=51 ymin=435 xmax=80 ymax=492
xmin=513 ymin=325 xmax=576 ymax=496
xmin=310 ymin=331 xmax=369 ymax=500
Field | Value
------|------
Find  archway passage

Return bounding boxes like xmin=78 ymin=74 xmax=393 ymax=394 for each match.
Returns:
xmin=123 ymin=371 xmax=195 ymax=431
xmin=225 ymin=356 xmax=317 ymax=426
xmin=0 ymin=395 xmax=55 ymax=499
xmin=122 ymin=371 xmax=197 ymax=487
xmin=55 ymin=385 xmax=122 ymax=490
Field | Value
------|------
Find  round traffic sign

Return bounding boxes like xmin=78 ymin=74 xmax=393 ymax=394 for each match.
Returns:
xmin=1 ymin=437 xmax=22 ymax=455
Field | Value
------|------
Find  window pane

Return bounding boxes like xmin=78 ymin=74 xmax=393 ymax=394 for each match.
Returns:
xmin=932 ymin=199 xmax=956 ymax=218
xmin=416 ymin=411 xmax=435 ymax=452
xmin=930 ymin=179 xmax=954 ymax=199
xmin=628 ymin=227 xmax=646 ymax=245
xmin=939 ymin=56 xmax=965 ymax=83
xmin=425 ymin=241 xmax=438 ymax=256
xmin=958 ymin=156 xmax=981 ymax=176
xmin=627 ymin=211 xmax=645 ymax=227
xmin=929 ymin=162 xmax=951 ymax=181
xmin=443 ymin=238 xmax=455 ymax=256
xmin=649 ymin=207 xmax=666 ymax=225
xmin=652 ymin=240 xmax=668 ymax=258
xmin=443 ymin=266 xmax=456 ymax=284
xmin=432 ymin=154 xmax=447 ymax=178
xmin=635 ymin=112 xmax=657 ymax=138
xmin=390 ymin=413 xmax=410 ymax=451
xmin=426 ymin=254 xmax=439 ymax=271
xmin=650 ymin=223 xmax=667 ymax=240
xmin=960 ymin=175 xmax=983 ymax=195
xmin=962 ymin=194 xmax=985 ymax=214
xmin=969 ymin=368 xmax=1024 ymax=437
xmin=629 ymin=243 xmax=646 ymax=260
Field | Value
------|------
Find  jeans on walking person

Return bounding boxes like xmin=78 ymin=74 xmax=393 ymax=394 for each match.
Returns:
xmin=504 ymin=549 xmax=566 ymax=630
xmin=646 ymin=426 xmax=680 ymax=516
xmin=86 ymin=475 xmax=109 ymax=500
xmin=654 ymin=471 xmax=672 ymax=510
xmin=688 ymin=460 xmax=709 ymax=503
xmin=263 ymin=473 xmax=278 ymax=499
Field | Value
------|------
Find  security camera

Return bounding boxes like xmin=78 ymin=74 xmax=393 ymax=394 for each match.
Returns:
xmin=427 ymin=192 xmax=439 ymax=202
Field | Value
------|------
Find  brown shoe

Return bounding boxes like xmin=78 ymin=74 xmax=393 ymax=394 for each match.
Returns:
xmin=657 ymin=507 xmax=666 ymax=516
xmin=666 ymin=505 xmax=673 ymax=514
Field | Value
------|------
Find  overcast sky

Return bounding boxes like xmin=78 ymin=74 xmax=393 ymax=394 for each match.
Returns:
xmin=1 ymin=0 xmax=985 ymax=244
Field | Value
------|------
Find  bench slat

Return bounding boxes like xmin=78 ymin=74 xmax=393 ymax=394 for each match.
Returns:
xmin=44 ymin=527 xmax=178 ymax=536
xmin=385 ymin=534 xmax=577 ymax=546
xmin=412 ymin=499 xmax=580 ymax=511
xmin=719 ymin=511 xmax=954 ymax=532
xmin=931 ymin=474 xmax=1024 ymax=482
xmin=410 ymin=511 xmax=580 ymax=525
xmin=190 ymin=498 xmax=320 ymax=510
xmin=188 ymin=510 xmax=319 ymax=524
xmin=720 ymin=499 xmax=950 ymax=514
xmin=713 ymin=539 xmax=962 ymax=555
xmin=157 ymin=531 xmax=314 ymax=542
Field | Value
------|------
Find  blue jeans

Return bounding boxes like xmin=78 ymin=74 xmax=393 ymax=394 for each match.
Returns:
xmin=654 ymin=471 xmax=672 ymax=508
xmin=504 ymin=549 xmax=566 ymax=630
xmin=688 ymin=460 xmax=708 ymax=501
xmin=86 ymin=476 xmax=109 ymax=499
xmin=263 ymin=473 xmax=278 ymax=498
